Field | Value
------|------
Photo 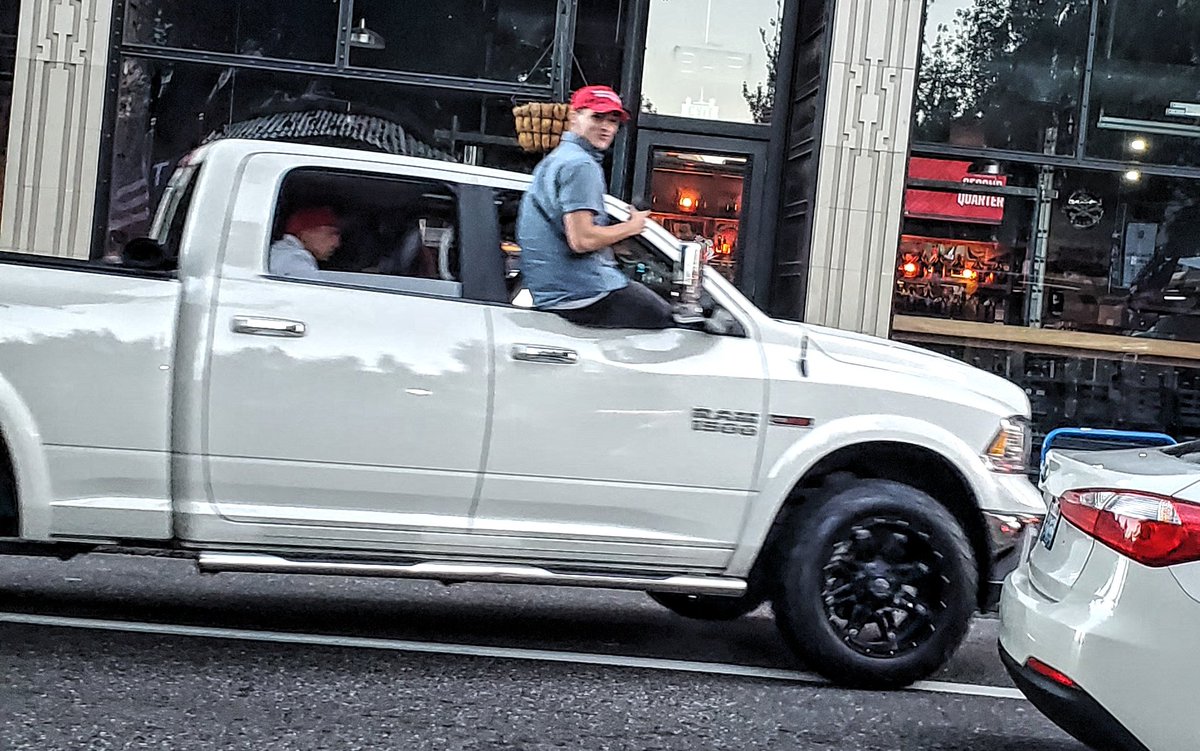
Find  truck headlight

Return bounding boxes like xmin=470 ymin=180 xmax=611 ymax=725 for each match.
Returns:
xmin=984 ymin=417 xmax=1031 ymax=474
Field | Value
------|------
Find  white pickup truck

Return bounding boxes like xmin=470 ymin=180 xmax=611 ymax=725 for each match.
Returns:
xmin=0 ymin=139 xmax=1043 ymax=688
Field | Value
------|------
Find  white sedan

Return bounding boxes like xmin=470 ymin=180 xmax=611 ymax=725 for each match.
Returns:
xmin=999 ymin=440 xmax=1200 ymax=751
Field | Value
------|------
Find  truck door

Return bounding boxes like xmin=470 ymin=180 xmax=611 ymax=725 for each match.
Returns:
xmin=475 ymin=201 xmax=767 ymax=569
xmin=200 ymin=158 xmax=494 ymax=553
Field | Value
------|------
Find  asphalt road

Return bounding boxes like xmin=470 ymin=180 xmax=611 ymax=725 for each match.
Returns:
xmin=0 ymin=553 xmax=1087 ymax=750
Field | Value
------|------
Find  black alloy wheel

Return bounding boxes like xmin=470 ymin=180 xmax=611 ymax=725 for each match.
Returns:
xmin=820 ymin=517 xmax=947 ymax=658
xmin=772 ymin=478 xmax=977 ymax=689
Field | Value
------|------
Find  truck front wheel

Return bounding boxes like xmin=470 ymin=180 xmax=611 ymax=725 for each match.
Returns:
xmin=771 ymin=478 xmax=976 ymax=689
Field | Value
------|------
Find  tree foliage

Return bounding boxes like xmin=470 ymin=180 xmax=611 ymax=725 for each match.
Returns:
xmin=914 ymin=0 xmax=1091 ymax=150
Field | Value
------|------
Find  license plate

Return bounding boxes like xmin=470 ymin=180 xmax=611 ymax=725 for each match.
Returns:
xmin=1040 ymin=501 xmax=1061 ymax=551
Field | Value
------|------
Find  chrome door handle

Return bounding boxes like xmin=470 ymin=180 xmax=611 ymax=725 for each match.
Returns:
xmin=231 ymin=316 xmax=307 ymax=338
xmin=511 ymin=344 xmax=578 ymax=364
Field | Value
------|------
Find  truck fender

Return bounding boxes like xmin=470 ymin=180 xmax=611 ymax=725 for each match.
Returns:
xmin=727 ymin=414 xmax=998 ymax=577
xmin=0 ymin=373 xmax=53 ymax=540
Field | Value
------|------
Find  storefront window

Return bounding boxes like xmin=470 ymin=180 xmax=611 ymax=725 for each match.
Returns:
xmin=912 ymin=0 xmax=1089 ymax=154
xmin=646 ymin=149 xmax=748 ymax=283
xmin=640 ymin=0 xmax=781 ymax=124
xmin=894 ymin=157 xmax=1200 ymax=343
xmin=572 ymin=0 xmax=627 ymax=92
xmin=101 ymin=57 xmax=500 ymax=259
xmin=1085 ymin=0 xmax=1200 ymax=166
xmin=895 ymin=158 xmax=1037 ymax=324
xmin=348 ymin=0 xmax=558 ymax=85
xmin=1047 ymin=169 xmax=1200 ymax=341
xmin=123 ymin=0 xmax=340 ymax=63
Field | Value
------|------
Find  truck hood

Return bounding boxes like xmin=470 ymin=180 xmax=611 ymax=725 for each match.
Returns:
xmin=765 ymin=319 xmax=1029 ymax=416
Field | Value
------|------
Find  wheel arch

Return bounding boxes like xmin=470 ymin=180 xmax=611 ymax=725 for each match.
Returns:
xmin=734 ymin=425 xmax=997 ymax=610
xmin=792 ymin=442 xmax=991 ymax=608
xmin=0 ymin=373 xmax=54 ymax=540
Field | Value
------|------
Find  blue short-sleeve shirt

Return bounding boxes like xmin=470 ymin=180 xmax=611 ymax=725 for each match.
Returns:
xmin=517 ymin=132 xmax=628 ymax=309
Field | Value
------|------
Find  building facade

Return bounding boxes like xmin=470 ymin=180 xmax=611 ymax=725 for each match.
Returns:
xmin=894 ymin=0 xmax=1200 ymax=447
xmin=0 ymin=0 xmax=915 ymax=316
xmin=2 ymin=0 xmax=1197 ymax=449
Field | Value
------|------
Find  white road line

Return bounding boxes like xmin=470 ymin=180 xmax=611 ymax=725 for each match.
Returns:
xmin=0 ymin=611 xmax=1026 ymax=701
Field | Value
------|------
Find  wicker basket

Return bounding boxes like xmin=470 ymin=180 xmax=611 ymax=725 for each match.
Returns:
xmin=512 ymin=102 xmax=570 ymax=153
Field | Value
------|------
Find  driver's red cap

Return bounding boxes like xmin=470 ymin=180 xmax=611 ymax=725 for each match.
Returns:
xmin=570 ymin=85 xmax=630 ymax=121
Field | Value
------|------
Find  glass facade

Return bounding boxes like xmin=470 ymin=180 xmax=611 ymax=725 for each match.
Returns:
xmin=571 ymin=0 xmax=628 ymax=93
xmin=0 ymin=0 xmax=16 ymax=221
xmin=645 ymin=149 xmax=749 ymax=283
xmin=1086 ymin=0 xmax=1200 ymax=166
xmin=346 ymin=0 xmax=558 ymax=85
xmin=99 ymin=0 xmax=636 ymax=261
xmin=913 ymin=0 xmax=1089 ymax=155
xmin=123 ymin=0 xmax=342 ymax=62
xmin=640 ymin=0 xmax=782 ymax=124
xmin=103 ymin=55 xmax=522 ymax=258
xmin=901 ymin=0 xmax=1200 ymax=346
xmin=897 ymin=160 xmax=1200 ymax=341
xmin=100 ymin=0 xmax=782 ymax=287
xmin=903 ymin=0 xmax=1200 ymax=446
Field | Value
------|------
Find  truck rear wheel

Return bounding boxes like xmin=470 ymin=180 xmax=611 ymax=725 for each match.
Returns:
xmin=771 ymin=478 xmax=976 ymax=689
xmin=648 ymin=591 xmax=763 ymax=621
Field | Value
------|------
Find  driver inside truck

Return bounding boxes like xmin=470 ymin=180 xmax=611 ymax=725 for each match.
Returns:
xmin=269 ymin=205 xmax=343 ymax=278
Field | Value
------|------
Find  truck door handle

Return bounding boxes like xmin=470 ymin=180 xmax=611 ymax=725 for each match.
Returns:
xmin=511 ymin=344 xmax=578 ymax=364
xmin=231 ymin=316 xmax=307 ymax=338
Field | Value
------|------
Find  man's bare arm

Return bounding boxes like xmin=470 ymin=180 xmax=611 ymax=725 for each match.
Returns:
xmin=563 ymin=209 xmax=650 ymax=254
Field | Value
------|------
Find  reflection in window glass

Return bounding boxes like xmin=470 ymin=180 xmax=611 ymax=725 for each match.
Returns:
xmin=1086 ymin=0 xmax=1200 ymax=166
xmin=348 ymin=0 xmax=557 ymax=85
xmin=894 ymin=158 xmax=1200 ymax=342
xmin=894 ymin=158 xmax=1036 ymax=325
xmin=912 ymin=0 xmax=1088 ymax=154
xmin=573 ymin=0 xmax=628 ymax=92
xmin=1043 ymin=171 xmax=1200 ymax=341
xmin=100 ymin=56 xmax=502 ymax=260
xmin=122 ymin=0 xmax=339 ymax=63
xmin=646 ymin=149 xmax=748 ymax=284
xmin=640 ymin=0 xmax=781 ymax=124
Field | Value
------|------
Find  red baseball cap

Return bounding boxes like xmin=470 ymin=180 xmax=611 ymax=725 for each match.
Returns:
xmin=285 ymin=206 xmax=340 ymax=236
xmin=570 ymin=85 xmax=630 ymax=122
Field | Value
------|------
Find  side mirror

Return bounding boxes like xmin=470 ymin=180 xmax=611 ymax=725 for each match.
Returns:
xmin=122 ymin=237 xmax=171 ymax=271
xmin=673 ymin=241 xmax=705 ymax=324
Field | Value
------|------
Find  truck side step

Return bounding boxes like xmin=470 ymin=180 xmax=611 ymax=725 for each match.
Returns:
xmin=196 ymin=552 xmax=747 ymax=597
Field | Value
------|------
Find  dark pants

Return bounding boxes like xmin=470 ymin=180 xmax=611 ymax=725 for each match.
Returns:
xmin=554 ymin=281 xmax=674 ymax=329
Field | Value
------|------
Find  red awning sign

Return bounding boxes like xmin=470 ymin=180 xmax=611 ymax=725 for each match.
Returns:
xmin=904 ymin=157 xmax=1007 ymax=225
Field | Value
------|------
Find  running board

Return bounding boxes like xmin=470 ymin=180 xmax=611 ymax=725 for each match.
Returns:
xmin=196 ymin=552 xmax=747 ymax=597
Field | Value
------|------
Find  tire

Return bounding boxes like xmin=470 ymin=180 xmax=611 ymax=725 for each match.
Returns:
xmin=0 ymin=443 xmax=15 ymax=537
xmin=648 ymin=591 xmax=764 ymax=621
xmin=771 ymin=478 xmax=977 ymax=689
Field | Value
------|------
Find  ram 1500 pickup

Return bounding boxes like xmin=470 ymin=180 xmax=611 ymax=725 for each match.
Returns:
xmin=0 ymin=139 xmax=1044 ymax=688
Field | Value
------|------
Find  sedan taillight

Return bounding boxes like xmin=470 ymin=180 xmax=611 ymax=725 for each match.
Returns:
xmin=1059 ymin=489 xmax=1200 ymax=567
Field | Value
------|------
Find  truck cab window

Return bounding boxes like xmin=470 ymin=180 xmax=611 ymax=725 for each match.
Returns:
xmin=271 ymin=168 xmax=461 ymax=298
